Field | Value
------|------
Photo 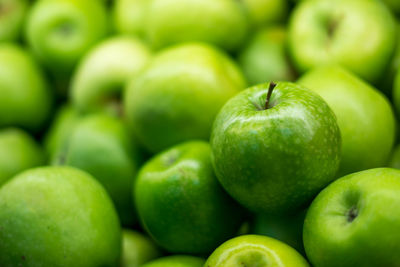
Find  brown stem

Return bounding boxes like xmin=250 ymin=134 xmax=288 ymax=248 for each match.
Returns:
xmin=265 ymin=82 xmax=276 ymax=110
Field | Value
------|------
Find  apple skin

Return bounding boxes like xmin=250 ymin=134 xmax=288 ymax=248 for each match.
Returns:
xmin=238 ymin=26 xmax=296 ymax=86
xmin=121 ymin=229 xmax=161 ymax=267
xmin=43 ymin=105 xmax=82 ymax=159
xmin=388 ymin=145 xmax=400 ymax=169
xmin=25 ymin=0 xmax=109 ymax=74
xmin=298 ymin=66 xmax=396 ymax=177
xmin=250 ymin=210 xmax=306 ymax=255
xmin=0 ymin=166 xmax=121 ymax=267
xmin=205 ymin=235 xmax=309 ymax=267
xmin=304 ymin=168 xmax=400 ymax=267
xmin=242 ymin=0 xmax=288 ymax=28
xmin=52 ymin=114 xmax=141 ymax=226
xmin=0 ymin=0 xmax=29 ymax=42
xmin=141 ymin=256 xmax=205 ymax=267
xmin=145 ymin=0 xmax=248 ymax=51
xmin=0 ymin=44 xmax=52 ymax=132
xmin=112 ymin=0 xmax=148 ymax=39
xmin=135 ymin=141 xmax=245 ymax=254
xmin=288 ymin=0 xmax=396 ymax=83
xmin=124 ymin=43 xmax=246 ymax=153
xmin=211 ymin=81 xmax=341 ymax=214
xmin=71 ymin=36 xmax=151 ymax=115
xmin=0 ymin=128 xmax=45 ymax=186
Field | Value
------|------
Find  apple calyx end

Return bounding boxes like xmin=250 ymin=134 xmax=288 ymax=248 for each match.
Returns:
xmin=265 ymin=82 xmax=277 ymax=110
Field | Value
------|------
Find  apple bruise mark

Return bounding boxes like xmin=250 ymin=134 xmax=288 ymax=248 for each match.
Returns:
xmin=347 ymin=206 xmax=358 ymax=222
xmin=265 ymin=82 xmax=277 ymax=110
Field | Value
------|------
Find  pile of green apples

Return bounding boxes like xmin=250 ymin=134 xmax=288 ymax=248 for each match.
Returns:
xmin=2 ymin=0 xmax=400 ymax=266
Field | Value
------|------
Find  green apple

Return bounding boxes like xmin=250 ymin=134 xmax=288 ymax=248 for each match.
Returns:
xmin=304 ymin=168 xmax=400 ymax=267
xmin=205 ymin=235 xmax=309 ymax=266
xmin=141 ymin=256 xmax=205 ymax=267
xmin=121 ymin=229 xmax=161 ymax=267
xmin=124 ymin=43 xmax=246 ymax=153
xmin=288 ymin=0 xmax=396 ymax=83
xmin=112 ymin=0 xmax=148 ymax=39
xmin=0 ymin=0 xmax=28 ymax=42
xmin=0 ymin=166 xmax=121 ymax=267
xmin=25 ymin=0 xmax=109 ymax=74
xmin=388 ymin=145 xmax=400 ymax=169
xmin=251 ymin=210 xmax=306 ymax=255
xmin=135 ymin=141 xmax=244 ymax=254
xmin=71 ymin=36 xmax=151 ymax=115
xmin=43 ymin=105 xmax=81 ymax=159
xmin=238 ymin=26 xmax=296 ymax=86
xmin=211 ymin=82 xmax=341 ymax=214
xmin=242 ymin=0 xmax=288 ymax=28
xmin=299 ymin=66 xmax=396 ymax=176
xmin=145 ymin=0 xmax=248 ymax=51
xmin=52 ymin=114 xmax=141 ymax=226
xmin=0 ymin=43 xmax=52 ymax=132
xmin=0 ymin=128 xmax=45 ymax=186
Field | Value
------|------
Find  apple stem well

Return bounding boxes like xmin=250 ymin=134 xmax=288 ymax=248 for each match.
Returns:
xmin=265 ymin=82 xmax=277 ymax=110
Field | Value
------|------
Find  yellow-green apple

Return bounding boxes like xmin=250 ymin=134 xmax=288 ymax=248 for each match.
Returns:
xmin=205 ymin=235 xmax=309 ymax=266
xmin=52 ymin=114 xmax=141 ymax=226
xmin=0 ymin=128 xmax=45 ymax=186
xmin=238 ymin=26 xmax=296 ymax=86
xmin=288 ymin=0 xmax=396 ymax=83
xmin=71 ymin=36 xmax=151 ymax=115
xmin=0 ymin=166 xmax=121 ymax=267
xmin=299 ymin=66 xmax=396 ymax=176
xmin=124 ymin=43 xmax=246 ymax=153
xmin=145 ymin=0 xmax=248 ymax=51
xmin=0 ymin=43 xmax=52 ymax=132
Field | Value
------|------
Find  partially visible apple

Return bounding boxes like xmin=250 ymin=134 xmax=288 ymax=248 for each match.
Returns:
xmin=43 ymin=105 xmax=81 ymax=159
xmin=25 ymin=0 xmax=109 ymax=75
xmin=288 ymin=0 xmax=396 ymax=83
xmin=141 ymin=256 xmax=205 ymax=267
xmin=124 ymin=43 xmax=246 ymax=153
xmin=211 ymin=82 xmax=341 ymax=214
xmin=145 ymin=0 xmax=248 ymax=51
xmin=0 ymin=43 xmax=52 ymax=132
xmin=238 ymin=26 xmax=296 ymax=86
xmin=298 ymin=66 xmax=396 ymax=177
xmin=388 ymin=144 xmax=400 ymax=169
xmin=121 ymin=229 xmax=161 ymax=267
xmin=0 ymin=166 xmax=121 ymax=267
xmin=112 ymin=0 xmax=148 ymax=39
xmin=304 ymin=168 xmax=400 ymax=267
xmin=242 ymin=0 xmax=288 ymax=28
xmin=135 ymin=141 xmax=245 ymax=254
xmin=52 ymin=114 xmax=141 ymax=226
xmin=0 ymin=128 xmax=45 ymax=186
xmin=251 ymin=210 xmax=306 ymax=255
xmin=0 ymin=0 xmax=28 ymax=42
xmin=205 ymin=235 xmax=309 ymax=267
xmin=71 ymin=36 xmax=151 ymax=115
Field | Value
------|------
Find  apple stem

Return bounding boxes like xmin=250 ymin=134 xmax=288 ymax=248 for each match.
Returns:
xmin=265 ymin=82 xmax=276 ymax=110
